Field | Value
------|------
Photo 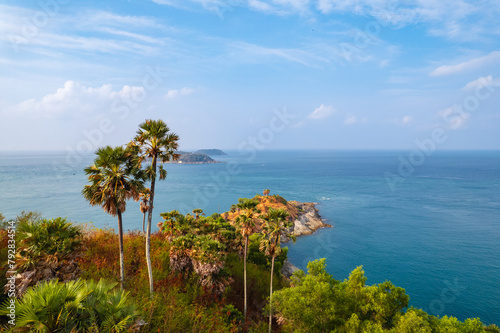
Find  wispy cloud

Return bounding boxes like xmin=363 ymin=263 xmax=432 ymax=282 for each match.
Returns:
xmin=153 ymin=0 xmax=311 ymax=15
xmin=0 ymin=7 xmax=167 ymax=57
xmin=165 ymin=87 xmax=195 ymax=99
xmin=228 ymin=41 xmax=328 ymax=67
xmin=151 ymin=0 xmax=233 ymax=14
xmin=344 ymin=116 xmax=357 ymax=124
xmin=343 ymin=115 xmax=368 ymax=124
xmin=401 ymin=115 xmax=412 ymax=124
xmin=462 ymin=75 xmax=500 ymax=91
xmin=308 ymin=104 xmax=335 ymax=119
xmin=430 ymin=51 xmax=500 ymax=76
xmin=148 ymin=0 xmax=500 ymax=44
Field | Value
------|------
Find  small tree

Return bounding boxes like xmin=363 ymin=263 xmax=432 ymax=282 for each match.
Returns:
xmin=263 ymin=189 xmax=270 ymax=196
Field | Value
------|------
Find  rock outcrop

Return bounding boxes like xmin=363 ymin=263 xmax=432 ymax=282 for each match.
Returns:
xmin=6 ymin=258 xmax=81 ymax=297
xmin=281 ymin=259 xmax=300 ymax=278
xmin=289 ymin=201 xmax=331 ymax=236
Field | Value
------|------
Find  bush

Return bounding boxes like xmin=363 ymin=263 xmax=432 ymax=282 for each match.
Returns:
xmin=16 ymin=216 xmax=82 ymax=271
xmin=0 ymin=278 xmax=138 ymax=332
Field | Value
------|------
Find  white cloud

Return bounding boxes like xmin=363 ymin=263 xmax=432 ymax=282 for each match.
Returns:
xmin=249 ymin=0 xmax=276 ymax=13
xmin=165 ymin=87 xmax=195 ymax=99
xmin=402 ymin=115 xmax=412 ymax=124
xmin=343 ymin=115 xmax=367 ymax=124
xmin=344 ymin=116 xmax=357 ymax=124
xmin=430 ymin=51 xmax=500 ymax=76
xmin=462 ymin=75 xmax=500 ymax=91
xmin=6 ymin=81 xmax=144 ymax=119
xmin=308 ymin=104 xmax=335 ymax=119
xmin=86 ymin=11 xmax=162 ymax=29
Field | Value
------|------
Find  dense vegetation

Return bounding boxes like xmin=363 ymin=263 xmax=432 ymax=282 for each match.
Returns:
xmin=1 ymin=205 xmax=499 ymax=332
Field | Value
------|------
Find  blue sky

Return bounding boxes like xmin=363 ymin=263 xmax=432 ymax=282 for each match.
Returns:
xmin=1 ymin=0 xmax=499 ymax=151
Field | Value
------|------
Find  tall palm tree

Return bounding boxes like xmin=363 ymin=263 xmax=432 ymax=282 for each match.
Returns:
xmin=82 ymin=146 xmax=145 ymax=290
xmin=259 ymin=208 xmax=296 ymax=333
xmin=131 ymin=119 xmax=179 ymax=296
xmin=235 ymin=198 xmax=259 ymax=319
xmin=139 ymin=188 xmax=150 ymax=233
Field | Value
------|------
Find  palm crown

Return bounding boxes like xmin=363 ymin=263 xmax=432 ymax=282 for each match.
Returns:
xmin=259 ymin=208 xmax=296 ymax=257
xmin=82 ymin=146 xmax=145 ymax=215
xmin=131 ymin=119 xmax=180 ymax=181
xmin=235 ymin=198 xmax=259 ymax=237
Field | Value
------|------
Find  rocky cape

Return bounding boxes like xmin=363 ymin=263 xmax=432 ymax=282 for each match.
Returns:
xmin=288 ymin=201 xmax=331 ymax=237
xmin=281 ymin=201 xmax=331 ymax=277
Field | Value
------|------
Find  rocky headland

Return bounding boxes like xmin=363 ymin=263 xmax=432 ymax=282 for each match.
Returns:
xmin=280 ymin=201 xmax=331 ymax=277
xmin=223 ymin=194 xmax=331 ymax=278
xmin=288 ymin=201 xmax=331 ymax=237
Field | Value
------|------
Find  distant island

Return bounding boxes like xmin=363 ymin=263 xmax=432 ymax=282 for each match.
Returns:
xmin=168 ymin=149 xmax=227 ymax=164
xmin=194 ymin=149 xmax=227 ymax=156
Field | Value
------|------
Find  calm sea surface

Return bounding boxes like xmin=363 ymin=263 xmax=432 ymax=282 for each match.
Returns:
xmin=1 ymin=150 xmax=499 ymax=324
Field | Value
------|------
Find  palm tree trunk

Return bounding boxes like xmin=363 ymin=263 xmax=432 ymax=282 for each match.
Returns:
xmin=269 ymin=255 xmax=275 ymax=333
xmin=142 ymin=212 xmax=146 ymax=233
xmin=146 ymin=157 xmax=157 ymax=297
xmin=244 ymin=235 xmax=248 ymax=319
xmin=117 ymin=209 xmax=125 ymax=290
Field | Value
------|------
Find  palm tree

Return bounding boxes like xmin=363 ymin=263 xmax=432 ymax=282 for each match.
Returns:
xmin=131 ymin=119 xmax=179 ymax=296
xmin=259 ymin=208 xmax=296 ymax=333
xmin=82 ymin=146 xmax=145 ymax=290
xmin=139 ymin=188 xmax=150 ymax=233
xmin=235 ymin=198 xmax=259 ymax=319
xmin=192 ymin=208 xmax=204 ymax=220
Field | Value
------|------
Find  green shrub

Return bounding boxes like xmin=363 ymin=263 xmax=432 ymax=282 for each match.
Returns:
xmin=16 ymin=217 xmax=82 ymax=271
xmin=0 ymin=278 xmax=138 ymax=332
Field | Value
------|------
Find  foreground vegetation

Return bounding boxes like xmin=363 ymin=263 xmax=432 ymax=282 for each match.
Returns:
xmin=1 ymin=207 xmax=499 ymax=332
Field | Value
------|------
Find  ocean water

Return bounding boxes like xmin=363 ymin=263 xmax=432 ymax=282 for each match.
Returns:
xmin=0 ymin=150 xmax=499 ymax=324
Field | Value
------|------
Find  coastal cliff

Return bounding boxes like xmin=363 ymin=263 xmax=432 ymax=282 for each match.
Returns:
xmin=289 ymin=201 xmax=331 ymax=236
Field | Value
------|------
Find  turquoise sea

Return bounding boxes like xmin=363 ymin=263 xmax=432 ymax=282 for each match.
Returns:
xmin=1 ymin=150 xmax=499 ymax=324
